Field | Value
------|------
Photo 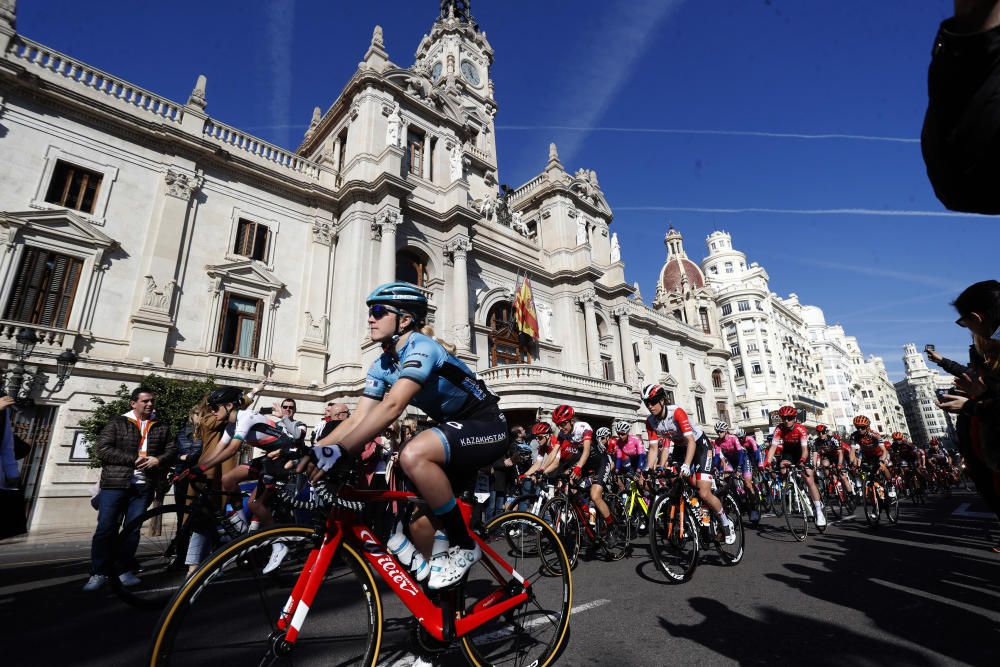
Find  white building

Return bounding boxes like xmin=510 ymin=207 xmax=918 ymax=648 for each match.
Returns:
xmin=895 ymin=344 xmax=958 ymax=447
xmin=858 ymin=355 xmax=910 ymax=438
xmin=0 ymin=2 xmax=735 ymax=533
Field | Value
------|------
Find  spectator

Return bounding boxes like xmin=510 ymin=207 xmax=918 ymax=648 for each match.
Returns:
xmin=922 ymin=1 xmax=1000 ymax=213
xmin=173 ymin=404 xmax=204 ymax=508
xmin=275 ymin=398 xmax=307 ymax=444
xmin=362 ymin=423 xmax=395 ymax=540
xmin=83 ymin=386 xmax=175 ymax=591
xmin=314 ymin=402 xmax=350 ymax=444
xmin=937 ymin=279 xmax=1000 ymax=550
xmin=0 ymin=392 xmax=27 ymax=539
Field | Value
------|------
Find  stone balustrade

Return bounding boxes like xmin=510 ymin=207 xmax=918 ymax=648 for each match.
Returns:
xmin=479 ymin=363 xmax=629 ymax=397
xmin=467 ymin=144 xmax=491 ymax=163
xmin=213 ymin=352 xmax=265 ymax=375
xmin=0 ymin=320 xmax=70 ymax=349
xmin=509 ymin=174 xmax=545 ymax=203
xmin=6 ymin=36 xmax=184 ymax=123
xmin=203 ymin=119 xmax=322 ymax=179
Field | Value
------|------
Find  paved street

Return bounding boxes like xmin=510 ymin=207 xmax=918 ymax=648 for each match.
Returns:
xmin=2 ymin=490 xmax=997 ymax=666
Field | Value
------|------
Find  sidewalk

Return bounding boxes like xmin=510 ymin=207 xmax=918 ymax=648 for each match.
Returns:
xmin=0 ymin=526 xmax=93 ymax=562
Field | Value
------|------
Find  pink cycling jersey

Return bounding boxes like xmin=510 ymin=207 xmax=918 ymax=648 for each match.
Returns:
xmin=620 ymin=434 xmax=643 ymax=457
xmin=715 ymin=433 xmax=741 ymax=456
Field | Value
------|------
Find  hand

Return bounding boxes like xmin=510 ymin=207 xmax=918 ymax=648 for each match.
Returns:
xmin=251 ymin=374 xmax=270 ymax=395
xmin=136 ymin=456 xmax=160 ymax=470
xmin=0 ymin=395 xmax=15 ymax=411
xmin=174 ymin=464 xmax=206 ymax=483
xmin=680 ymin=463 xmax=691 ymax=477
xmin=937 ymin=394 xmax=968 ymax=412
xmin=570 ymin=466 xmax=582 ymax=480
xmin=297 ymin=444 xmax=348 ymax=483
xmin=956 ymin=372 xmax=987 ymax=399
xmin=271 ymin=400 xmax=283 ymax=415
xmin=925 ymin=348 xmax=943 ymax=363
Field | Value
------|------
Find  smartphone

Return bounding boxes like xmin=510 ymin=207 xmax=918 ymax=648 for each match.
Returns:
xmin=259 ymin=406 xmax=273 ymax=415
xmin=935 ymin=387 xmax=952 ymax=401
xmin=924 ymin=344 xmax=935 ymax=352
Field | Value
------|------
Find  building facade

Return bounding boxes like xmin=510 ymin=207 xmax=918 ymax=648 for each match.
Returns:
xmin=894 ymin=344 xmax=958 ymax=447
xmin=0 ymin=2 xmax=736 ymax=533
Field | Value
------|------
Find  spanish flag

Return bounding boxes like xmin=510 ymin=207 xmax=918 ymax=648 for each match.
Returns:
xmin=513 ymin=274 xmax=540 ymax=340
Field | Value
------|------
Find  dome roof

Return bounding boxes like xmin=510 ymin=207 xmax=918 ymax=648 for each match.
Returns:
xmin=662 ymin=255 xmax=705 ymax=293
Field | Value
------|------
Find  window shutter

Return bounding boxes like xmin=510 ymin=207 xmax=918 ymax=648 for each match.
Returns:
xmin=252 ymin=298 xmax=263 ymax=357
xmin=216 ymin=291 xmax=231 ymax=351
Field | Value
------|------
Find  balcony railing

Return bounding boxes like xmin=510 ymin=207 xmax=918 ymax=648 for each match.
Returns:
xmin=213 ymin=352 xmax=267 ymax=375
xmin=479 ymin=364 xmax=631 ymax=397
xmin=0 ymin=320 xmax=73 ymax=351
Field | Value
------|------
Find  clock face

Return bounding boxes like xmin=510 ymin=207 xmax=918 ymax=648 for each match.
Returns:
xmin=460 ymin=60 xmax=481 ymax=86
xmin=431 ymin=61 xmax=443 ymax=81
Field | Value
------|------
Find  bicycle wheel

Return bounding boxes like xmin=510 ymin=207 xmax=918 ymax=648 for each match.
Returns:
xmin=782 ymin=487 xmax=808 ymax=541
xmin=825 ymin=483 xmax=844 ymax=521
xmin=648 ymin=493 xmax=699 ymax=583
xmin=110 ymin=503 xmax=206 ymax=610
xmin=460 ymin=512 xmax=573 ymax=667
xmin=715 ymin=494 xmax=745 ymax=565
xmin=885 ymin=491 xmax=900 ymax=524
xmin=770 ymin=478 xmax=784 ymax=517
xmin=602 ymin=493 xmax=629 ymax=561
xmin=148 ymin=526 xmax=380 ymax=666
xmin=863 ymin=483 xmax=881 ymax=528
xmin=500 ymin=510 xmax=541 ymax=557
xmin=539 ymin=496 xmax=580 ymax=570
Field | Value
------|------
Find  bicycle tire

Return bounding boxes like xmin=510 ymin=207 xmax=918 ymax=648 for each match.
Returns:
xmin=864 ymin=482 xmax=881 ymax=528
xmin=460 ymin=512 xmax=573 ymax=667
xmin=885 ymin=492 xmax=900 ymax=524
xmin=110 ymin=503 xmax=206 ymax=610
xmin=601 ymin=493 xmax=629 ymax=561
xmin=148 ymin=526 xmax=381 ymax=666
xmin=825 ymin=482 xmax=843 ymax=521
xmin=782 ymin=487 xmax=808 ymax=542
xmin=715 ymin=494 xmax=745 ymax=565
xmin=770 ymin=478 xmax=785 ymax=518
xmin=648 ymin=492 xmax=699 ymax=583
xmin=539 ymin=496 xmax=580 ymax=570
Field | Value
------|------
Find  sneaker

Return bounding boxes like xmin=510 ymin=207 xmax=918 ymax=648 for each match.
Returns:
xmin=82 ymin=574 xmax=107 ymax=592
xmin=722 ymin=522 xmax=736 ymax=545
xmin=262 ymin=542 xmax=288 ymax=575
xmin=887 ymin=487 xmax=897 ymax=499
xmin=428 ymin=543 xmax=481 ymax=590
xmin=816 ymin=510 xmax=827 ymax=528
xmin=411 ymin=656 xmax=435 ymax=667
xmin=118 ymin=571 xmax=141 ymax=587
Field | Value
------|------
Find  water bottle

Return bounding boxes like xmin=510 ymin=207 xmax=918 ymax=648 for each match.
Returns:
xmin=689 ymin=496 xmax=710 ymax=526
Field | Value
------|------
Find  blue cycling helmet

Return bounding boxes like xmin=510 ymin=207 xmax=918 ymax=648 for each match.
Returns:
xmin=366 ymin=282 xmax=428 ymax=322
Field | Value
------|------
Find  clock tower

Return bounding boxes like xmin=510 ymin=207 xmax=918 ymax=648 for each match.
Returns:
xmin=414 ymin=0 xmax=498 ymax=198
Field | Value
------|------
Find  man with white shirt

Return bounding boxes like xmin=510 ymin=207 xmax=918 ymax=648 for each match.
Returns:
xmin=83 ymin=386 xmax=175 ymax=592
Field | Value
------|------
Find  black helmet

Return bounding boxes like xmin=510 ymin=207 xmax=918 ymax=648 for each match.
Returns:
xmin=207 ymin=386 xmax=244 ymax=408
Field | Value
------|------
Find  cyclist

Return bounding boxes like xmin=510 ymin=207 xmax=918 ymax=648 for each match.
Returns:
xmin=735 ymin=427 xmax=764 ymax=470
xmin=642 ymin=384 xmax=735 ymax=543
xmin=765 ymin=405 xmax=826 ymax=527
xmin=714 ymin=421 xmax=759 ymax=523
xmin=813 ymin=424 xmax=855 ymax=503
xmin=850 ymin=415 xmax=894 ymax=497
xmin=890 ymin=432 xmax=926 ymax=492
xmin=614 ymin=419 xmax=642 ymax=473
xmin=302 ymin=282 xmax=509 ymax=590
xmin=521 ymin=421 xmax=559 ymax=479
xmin=551 ymin=405 xmax=617 ymax=538
xmin=927 ymin=437 xmax=952 ymax=486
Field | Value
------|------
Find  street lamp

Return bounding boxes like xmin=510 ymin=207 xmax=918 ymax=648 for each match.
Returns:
xmin=15 ymin=327 xmax=38 ymax=361
xmin=53 ymin=348 xmax=78 ymax=392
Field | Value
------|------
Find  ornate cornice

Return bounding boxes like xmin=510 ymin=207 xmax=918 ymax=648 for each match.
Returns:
xmin=164 ymin=168 xmax=202 ymax=201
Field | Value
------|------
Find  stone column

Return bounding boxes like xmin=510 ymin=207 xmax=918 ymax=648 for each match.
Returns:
xmin=373 ymin=208 xmax=401 ymax=285
xmin=297 ymin=219 xmax=336 ymax=382
xmin=126 ymin=167 xmax=202 ymax=363
xmin=613 ymin=304 xmax=638 ymax=388
xmin=447 ymin=237 xmax=472 ymax=351
xmin=578 ymin=290 xmax=601 ymax=377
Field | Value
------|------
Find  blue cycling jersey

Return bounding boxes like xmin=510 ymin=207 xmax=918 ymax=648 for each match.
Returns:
xmin=363 ymin=332 xmax=495 ymax=422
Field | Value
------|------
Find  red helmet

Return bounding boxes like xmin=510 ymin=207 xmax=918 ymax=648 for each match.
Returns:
xmin=531 ymin=422 xmax=553 ymax=437
xmin=552 ymin=405 xmax=575 ymax=425
xmin=853 ymin=415 xmax=871 ymax=427
xmin=891 ymin=432 xmax=904 ymax=441
xmin=777 ymin=406 xmax=797 ymax=418
xmin=641 ymin=384 xmax=666 ymax=404
xmin=929 ymin=437 xmax=940 ymax=446
xmin=815 ymin=424 xmax=827 ymax=434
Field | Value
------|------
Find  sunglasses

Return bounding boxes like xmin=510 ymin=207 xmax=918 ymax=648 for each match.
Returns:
xmin=368 ymin=304 xmax=402 ymax=320
xmin=281 ymin=405 xmax=295 ymax=410
xmin=782 ymin=416 xmax=795 ymax=420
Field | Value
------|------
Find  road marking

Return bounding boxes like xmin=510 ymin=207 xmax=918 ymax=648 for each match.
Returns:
xmin=0 ymin=573 xmax=87 ymax=596
xmin=871 ymin=578 xmax=1000 ymax=622
xmin=951 ymin=503 xmax=996 ymax=520
xmin=941 ymin=579 xmax=1000 ymax=599
xmin=376 ymin=598 xmax=611 ymax=667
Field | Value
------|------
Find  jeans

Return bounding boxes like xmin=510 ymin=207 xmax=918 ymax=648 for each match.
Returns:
xmin=518 ymin=478 xmax=535 ymax=511
xmin=90 ymin=483 xmax=155 ymax=576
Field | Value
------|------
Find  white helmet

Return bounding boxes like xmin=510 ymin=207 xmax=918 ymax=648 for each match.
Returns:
xmin=595 ymin=427 xmax=612 ymax=439
xmin=734 ymin=427 xmax=745 ymax=438
xmin=715 ymin=421 xmax=730 ymax=433
xmin=613 ymin=419 xmax=631 ymax=435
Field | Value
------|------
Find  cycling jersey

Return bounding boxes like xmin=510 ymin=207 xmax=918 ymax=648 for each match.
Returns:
xmin=645 ymin=405 xmax=703 ymax=449
xmin=715 ymin=434 xmax=741 ymax=456
xmin=815 ymin=436 xmax=841 ymax=458
xmin=620 ymin=434 xmax=644 ymax=457
xmin=893 ymin=442 xmax=918 ymax=463
xmin=363 ymin=332 xmax=498 ymax=422
xmin=772 ymin=423 xmax=809 ymax=461
xmin=739 ymin=435 xmax=765 ymax=468
xmin=220 ymin=410 xmax=291 ymax=450
xmin=557 ymin=421 xmax=594 ymax=464
xmin=849 ymin=429 xmax=884 ymax=460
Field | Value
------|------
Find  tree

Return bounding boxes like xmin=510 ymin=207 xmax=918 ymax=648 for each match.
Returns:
xmin=78 ymin=374 xmax=216 ymax=468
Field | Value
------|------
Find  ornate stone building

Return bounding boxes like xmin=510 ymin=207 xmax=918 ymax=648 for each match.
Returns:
xmin=894 ymin=344 xmax=958 ymax=447
xmin=0 ymin=2 xmax=735 ymax=532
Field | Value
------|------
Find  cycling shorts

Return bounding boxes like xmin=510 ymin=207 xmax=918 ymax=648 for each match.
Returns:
xmin=588 ymin=454 xmax=613 ymax=487
xmin=779 ymin=443 xmax=805 ymax=464
xmin=245 ymin=455 xmax=289 ymax=484
xmin=819 ymin=449 xmax=842 ymax=465
xmin=669 ymin=434 xmax=713 ymax=481
xmin=428 ymin=407 xmax=510 ymax=494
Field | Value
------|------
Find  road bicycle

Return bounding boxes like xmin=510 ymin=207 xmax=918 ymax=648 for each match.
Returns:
xmin=148 ymin=479 xmax=572 ymax=666
xmin=648 ymin=468 xmax=744 ymax=583
xmin=110 ymin=473 xmax=305 ymax=610
xmin=716 ymin=469 xmax=764 ymax=528
xmin=540 ymin=473 xmax=628 ymax=568
xmin=816 ymin=464 xmax=854 ymax=521
xmin=779 ymin=464 xmax=824 ymax=541
xmin=861 ymin=463 xmax=899 ymax=528
xmin=616 ymin=471 xmax=653 ymax=545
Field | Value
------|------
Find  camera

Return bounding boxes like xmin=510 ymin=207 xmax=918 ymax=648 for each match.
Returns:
xmin=259 ymin=406 xmax=273 ymax=415
xmin=935 ymin=387 xmax=953 ymax=401
xmin=924 ymin=344 xmax=935 ymax=353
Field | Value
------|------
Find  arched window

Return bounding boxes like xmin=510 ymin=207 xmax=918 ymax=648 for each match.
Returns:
xmin=487 ymin=301 xmax=524 ymax=366
xmin=712 ymin=369 xmax=724 ymax=389
xmin=395 ymin=249 xmax=427 ymax=287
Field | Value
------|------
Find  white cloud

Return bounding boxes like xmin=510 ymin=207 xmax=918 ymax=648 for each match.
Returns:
xmin=265 ymin=2 xmax=296 ymax=148
xmin=496 ymin=125 xmax=918 ymax=144
xmin=615 ymin=206 xmax=992 ymax=219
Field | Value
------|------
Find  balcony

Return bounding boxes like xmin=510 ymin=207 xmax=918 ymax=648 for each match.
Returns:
xmin=212 ymin=352 xmax=268 ymax=376
xmin=0 ymin=320 xmax=76 ymax=353
xmin=478 ymin=364 xmax=635 ymax=411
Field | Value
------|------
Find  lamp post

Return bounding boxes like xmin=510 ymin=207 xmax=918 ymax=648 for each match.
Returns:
xmin=53 ymin=348 xmax=78 ymax=392
xmin=1 ymin=328 xmax=77 ymax=404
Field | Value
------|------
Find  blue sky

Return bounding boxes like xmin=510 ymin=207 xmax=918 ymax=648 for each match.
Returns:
xmin=19 ymin=1 xmax=994 ymax=380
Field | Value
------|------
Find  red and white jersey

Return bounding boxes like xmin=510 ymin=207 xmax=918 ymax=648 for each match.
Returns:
xmin=772 ymin=423 xmax=808 ymax=449
xmin=645 ymin=406 xmax=703 ymax=447
xmin=557 ymin=421 xmax=594 ymax=462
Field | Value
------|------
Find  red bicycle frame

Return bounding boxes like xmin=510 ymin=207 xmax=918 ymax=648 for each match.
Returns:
xmin=273 ymin=488 xmax=531 ymax=645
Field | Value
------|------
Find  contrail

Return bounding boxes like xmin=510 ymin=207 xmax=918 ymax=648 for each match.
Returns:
xmin=614 ymin=206 xmax=991 ymax=219
xmin=495 ymin=125 xmax=919 ymax=144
